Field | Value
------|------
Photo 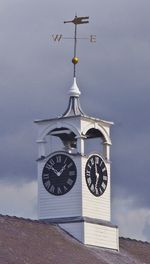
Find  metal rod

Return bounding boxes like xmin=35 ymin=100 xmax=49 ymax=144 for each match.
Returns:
xmin=63 ymin=37 xmax=89 ymax=40
xmin=64 ymin=15 xmax=89 ymax=78
xmin=74 ymin=22 xmax=77 ymax=78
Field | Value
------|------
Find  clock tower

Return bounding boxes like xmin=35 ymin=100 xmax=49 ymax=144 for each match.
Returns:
xmin=35 ymin=16 xmax=119 ymax=250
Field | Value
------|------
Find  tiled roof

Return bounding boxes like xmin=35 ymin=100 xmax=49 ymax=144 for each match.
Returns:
xmin=0 ymin=214 xmax=149 ymax=264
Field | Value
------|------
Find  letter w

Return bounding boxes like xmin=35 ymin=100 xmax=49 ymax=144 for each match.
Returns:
xmin=52 ymin=34 xmax=63 ymax=42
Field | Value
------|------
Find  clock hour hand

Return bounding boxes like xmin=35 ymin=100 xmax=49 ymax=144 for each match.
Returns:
xmin=50 ymin=166 xmax=59 ymax=176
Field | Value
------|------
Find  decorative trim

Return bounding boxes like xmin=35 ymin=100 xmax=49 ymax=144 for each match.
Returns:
xmin=34 ymin=114 xmax=113 ymax=125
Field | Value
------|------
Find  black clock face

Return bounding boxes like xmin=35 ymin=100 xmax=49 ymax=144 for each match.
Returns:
xmin=85 ymin=154 xmax=108 ymax=197
xmin=42 ymin=153 xmax=77 ymax=196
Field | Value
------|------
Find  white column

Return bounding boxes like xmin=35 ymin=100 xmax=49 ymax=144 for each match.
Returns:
xmin=103 ymin=142 xmax=111 ymax=161
xmin=76 ymin=136 xmax=85 ymax=155
xmin=36 ymin=139 xmax=47 ymax=158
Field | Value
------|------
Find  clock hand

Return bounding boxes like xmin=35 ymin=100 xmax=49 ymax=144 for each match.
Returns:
xmin=57 ymin=164 xmax=67 ymax=176
xmin=50 ymin=166 xmax=59 ymax=176
xmin=95 ymin=162 xmax=99 ymax=189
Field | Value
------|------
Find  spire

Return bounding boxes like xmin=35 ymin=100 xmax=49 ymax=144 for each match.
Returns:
xmin=63 ymin=77 xmax=84 ymax=117
xmin=69 ymin=77 xmax=80 ymax=97
xmin=62 ymin=15 xmax=89 ymax=117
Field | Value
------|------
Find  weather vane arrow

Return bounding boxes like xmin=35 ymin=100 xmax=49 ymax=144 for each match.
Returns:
xmin=51 ymin=15 xmax=96 ymax=78
xmin=64 ymin=16 xmax=89 ymax=24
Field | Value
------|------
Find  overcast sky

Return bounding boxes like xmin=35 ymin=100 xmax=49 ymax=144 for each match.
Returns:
xmin=0 ymin=0 xmax=150 ymax=242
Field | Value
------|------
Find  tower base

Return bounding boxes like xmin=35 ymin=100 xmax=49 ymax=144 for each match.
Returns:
xmin=44 ymin=216 xmax=119 ymax=251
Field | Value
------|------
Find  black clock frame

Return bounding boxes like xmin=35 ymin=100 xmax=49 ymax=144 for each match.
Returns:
xmin=85 ymin=154 xmax=108 ymax=197
xmin=42 ymin=153 xmax=77 ymax=196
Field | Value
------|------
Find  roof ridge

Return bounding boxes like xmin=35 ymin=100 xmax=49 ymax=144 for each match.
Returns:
xmin=120 ymin=236 xmax=150 ymax=245
xmin=0 ymin=214 xmax=55 ymax=226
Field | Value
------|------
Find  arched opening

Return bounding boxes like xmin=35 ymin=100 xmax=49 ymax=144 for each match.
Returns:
xmin=43 ymin=127 xmax=77 ymax=156
xmin=84 ymin=128 xmax=105 ymax=156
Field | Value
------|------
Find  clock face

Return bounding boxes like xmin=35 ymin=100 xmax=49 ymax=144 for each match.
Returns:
xmin=85 ymin=154 xmax=108 ymax=197
xmin=42 ymin=153 xmax=77 ymax=196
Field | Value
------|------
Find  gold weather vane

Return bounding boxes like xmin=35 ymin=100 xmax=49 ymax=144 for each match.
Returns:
xmin=51 ymin=15 xmax=96 ymax=78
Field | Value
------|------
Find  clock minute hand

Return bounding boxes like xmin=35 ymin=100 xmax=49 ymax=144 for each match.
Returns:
xmin=95 ymin=162 xmax=99 ymax=189
xmin=57 ymin=164 xmax=67 ymax=176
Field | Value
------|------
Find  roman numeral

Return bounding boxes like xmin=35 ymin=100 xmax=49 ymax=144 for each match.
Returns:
xmin=56 ymin=155 xmax=61 ymax=163
xmin=52 ymin=34 xmax=63 ymax=42
xmin=95 ymin=188 xmax=99 ymax=195
xmin=67 ymin=178 xmax=73 ymax=186
xmin=101 ymin=182 xmax=106 ymax=190
xmin=90 ymin=184 xmax=95 ymax=192
xmin=69 ymin=171 xmax=75 ymax=176
xmin=49 ymin=185 xmax=55 ymax=193
xmin=45 ymin=164 xmax=52 ymax=170
xmin=103 ymin=175 xmax=108 ymax=181
xmin=95 ymin=156 xmax=100 ymax=164
xmin=49 ymin=159 xmax=55 ymax=166
xmin=100 ymin=161 xmax=103 ymax=167
xmin=57 ymin=187 xmax=62 ymax=194
xmin=63 ymin=185 xmax=68 ymax=192
xmin=102 ymin=167 xmax=106 ymax=172
xmin=43 ymin=173 xmax=49 ymax=180
xmin=90 ymin=158 xmax=94 ymax=165
xmin=67 ymin=162 xmax=73 ymax=169
xmin=88 ymin=164 xmax=92 ymax=170
xmin=99 ymin=188 xmax=103 ymax=194
xmin=86 ymin=170 xmax=90 ymax=177
xmin=87 ymin=177 xmax=92 ymax=186
xmin=44 ymin=180 xmax=51 ymax=189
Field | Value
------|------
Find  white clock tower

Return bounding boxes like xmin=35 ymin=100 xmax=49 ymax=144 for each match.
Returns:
xmin=35 ymin=15 xmax=119 ymax=251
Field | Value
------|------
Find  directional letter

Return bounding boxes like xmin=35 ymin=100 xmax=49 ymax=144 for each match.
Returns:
xmin=90 ymin=35 xmax=96 ymax=43
xmin=52 ymin=34 xmax=63 ymax=42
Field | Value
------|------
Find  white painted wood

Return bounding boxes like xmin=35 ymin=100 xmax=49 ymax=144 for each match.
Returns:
xmin=81 ymin=156 xmax=111 ymax=222
xmin=59 ymin=221 xmax=119 ymax=251
xmin=38 ymin=153 xmax=82 ymax=219
xmin=103 ymin=142 xmax=111 ymax=161
xmin=84 ymin=222 xmax=119 ymax=250
xmin=36 ymin=139 xmax=47 ymax=158
xmin=35 ymin=114 xmax=119 ymax=250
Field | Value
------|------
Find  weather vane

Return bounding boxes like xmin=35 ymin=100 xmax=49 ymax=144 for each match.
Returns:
xmin=51 ymin=15 xmax=96 ymax=78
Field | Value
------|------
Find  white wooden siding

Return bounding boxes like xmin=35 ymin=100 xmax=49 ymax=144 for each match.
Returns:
xmin=84 ymin=222 xmax=119 ymax=250
xmin=36 ymin=115 xmax=119 ymax=250
xmin=38 ymin=155 xmax=82 ymax=219
xmin=81 ymin=156 xmax=111 ymax=221
xmin=59 ymin=221 xmax=119 ymax=251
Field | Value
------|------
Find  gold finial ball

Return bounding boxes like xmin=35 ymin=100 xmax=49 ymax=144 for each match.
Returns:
xmin=72 ymin=57 xmax=79 ymax=64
